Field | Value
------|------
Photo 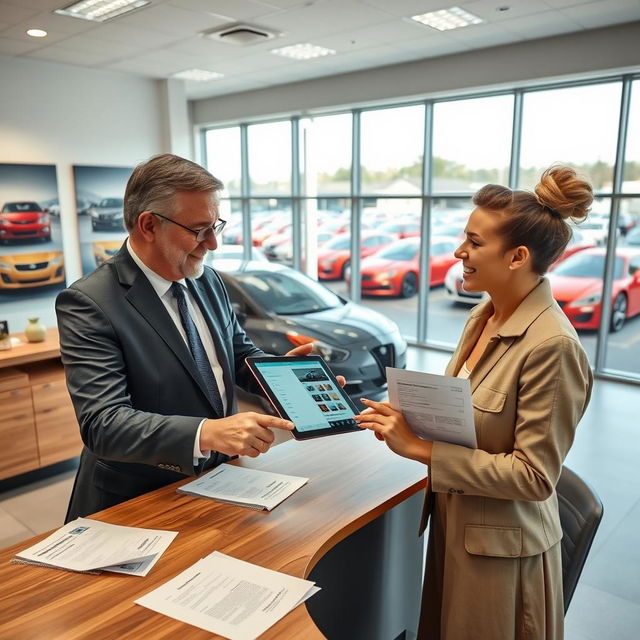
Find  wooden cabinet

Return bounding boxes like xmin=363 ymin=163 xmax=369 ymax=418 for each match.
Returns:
xmin=0 ymin=329 xmax=82 ymax=479
xmin=0 ymin=385 xmax=39 ymax=479
xmin=29 ymin=363 xmax=82 ymax=469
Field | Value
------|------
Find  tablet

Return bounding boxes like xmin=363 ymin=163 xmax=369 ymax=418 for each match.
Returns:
xmin=245 ymin=355 xmax=361 ymax=440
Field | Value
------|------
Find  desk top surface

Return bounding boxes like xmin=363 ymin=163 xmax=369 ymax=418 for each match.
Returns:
xmin=0 ymin=327 xmax=61 ymax=367
xmin=0 ymin=431 xmax=427 ymax=639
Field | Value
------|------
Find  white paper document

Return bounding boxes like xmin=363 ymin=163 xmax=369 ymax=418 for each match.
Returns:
xmin=386 ymin=367 xmax=477 ymax=448
xmin=135 ymin=551 xmax=319 ymax=640
xmin=13 ymin=518 xmax=178 ymax=576
xmin=178 ymin=463 xmax=308 ymax=511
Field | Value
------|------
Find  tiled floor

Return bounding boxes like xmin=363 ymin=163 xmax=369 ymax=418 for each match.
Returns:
xmin=1 ymin=346 xmax=638 ymax=638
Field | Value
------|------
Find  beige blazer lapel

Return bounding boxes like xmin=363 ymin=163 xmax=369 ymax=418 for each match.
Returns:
xmin=469 ymin=279 xmax=555 ymax=392
xmin=445 ymin=303 xmax=493 ymax=377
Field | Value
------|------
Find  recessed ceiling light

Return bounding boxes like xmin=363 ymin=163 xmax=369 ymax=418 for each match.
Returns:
xmin=411 ymin=6 xmax=484 ymax=31
xmin=54 ymin=0 xmax=150 ymax=23
xmin=270 ymin=43 xmax=336 ymax=60
xmin=26 ymin=28 xmax=48 ymax=38
xmin=172 ymin=69 xmax=224 ymax=82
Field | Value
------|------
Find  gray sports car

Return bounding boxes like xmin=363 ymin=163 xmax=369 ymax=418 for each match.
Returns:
xmin=215 ymin=260 xmax=407 ymax=404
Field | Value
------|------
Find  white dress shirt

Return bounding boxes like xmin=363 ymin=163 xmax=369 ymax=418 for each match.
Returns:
xmin=126 ymin=239 xmax=227 ymax=462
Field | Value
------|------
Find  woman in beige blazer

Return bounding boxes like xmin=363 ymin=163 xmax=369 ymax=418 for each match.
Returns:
xmin=356 ymin=166 xmax=594 ymax=639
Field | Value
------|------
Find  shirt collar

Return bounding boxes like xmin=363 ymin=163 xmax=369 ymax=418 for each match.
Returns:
xmin=126 ymin=237 xmax=185 ymax=298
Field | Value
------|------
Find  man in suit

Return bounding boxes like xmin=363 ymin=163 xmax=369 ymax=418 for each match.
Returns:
xmin=57 ymin=153 xmax=308 ymax=522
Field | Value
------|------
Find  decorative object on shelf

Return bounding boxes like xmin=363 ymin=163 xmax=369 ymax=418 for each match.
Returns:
xmin=0 ymin=320 xmax=10 ymax=350
xmin=25 ymin=317 xmax=46 ymax=343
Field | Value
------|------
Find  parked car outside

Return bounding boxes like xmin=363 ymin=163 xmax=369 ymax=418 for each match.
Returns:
xmin=548 ymin=247 xmax=640 ymax=332
xmin=347 ymin=236 xmax=458 ymax=298
xmin=378 ymin=220 xmax=421 ymax=239
xmin=574 ymin=213 xmax=613 ymax=246
xmin=88 ymin=197 xmax=125 ymax=231
xmin=318 ymin=231 xmax=396 ymax=280
xmin=214 ymin=260 xmax=407 ymax=404
xmin=444 ymin=228 xmax=597 ymax=306
xmin=205 ymin=244 xmax=268 ymax=262
xmin=625 ymin=227 xmax=640 ymax=246
xmin=267 ymin=231 xmax=333 ymax=264
xmin=0 ymin=251 xmax=64 ymax=289
xmin=93 ymin=240 xmax=123 ymax=267
xmin=0 ymin=201 xmax=51 ymax=243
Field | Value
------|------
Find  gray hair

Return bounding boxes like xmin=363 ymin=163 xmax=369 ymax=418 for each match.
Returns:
xmin=123 ymin=154 xmax=223 ymax=230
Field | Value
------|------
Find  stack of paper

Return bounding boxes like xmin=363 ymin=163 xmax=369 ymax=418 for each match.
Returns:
xmin=135 ymin=551 xmax=320 ymax=640
xmin=178 ymin=463 xmax=308 ymax=511
xmin=13 ymin=518 xmax=178 ymax=576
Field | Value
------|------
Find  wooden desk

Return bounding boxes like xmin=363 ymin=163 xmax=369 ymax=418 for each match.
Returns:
xmin=0 ymin=327 xmax=61 ymax=367
xmin=0 ymin=432 xmax=428 ymax=639
xmin=0 ymin=329 xmax=82 ymax=479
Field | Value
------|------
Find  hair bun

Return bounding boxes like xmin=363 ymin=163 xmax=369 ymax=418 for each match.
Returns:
xmin=534 ymin=165 xmax=593 ymax=222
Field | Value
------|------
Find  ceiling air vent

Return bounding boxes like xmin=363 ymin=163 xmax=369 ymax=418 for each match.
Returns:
xmin=201 ymin=23 xmax=279 ymax=46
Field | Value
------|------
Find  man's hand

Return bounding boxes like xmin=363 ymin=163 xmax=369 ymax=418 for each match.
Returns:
xmin=200 ymin=412 xmax=294 ymax=458
xmin=285 ymin=342 xmax=315 ymax=357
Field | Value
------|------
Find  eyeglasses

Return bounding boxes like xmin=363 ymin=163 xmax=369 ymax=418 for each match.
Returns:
xmin=150 ymin=212 xmax=226 ymax=242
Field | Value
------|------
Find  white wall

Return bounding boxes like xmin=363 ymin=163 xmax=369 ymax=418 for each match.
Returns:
xmin=193 ymin=20 xmax=640 ymax=126
xmin=0 ymin=54 xmax=171 ymax=330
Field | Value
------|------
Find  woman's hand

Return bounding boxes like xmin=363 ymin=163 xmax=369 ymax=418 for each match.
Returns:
xmin=355 ymin=398 xmax=433 ymax=465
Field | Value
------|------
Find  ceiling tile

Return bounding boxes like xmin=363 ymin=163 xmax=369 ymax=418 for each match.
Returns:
xmin=0 ymin=2 xmax=38 ymax=24
xmin=466 ymin=0 xmax=551 ymax=23
xmin=114 ymin=3 xmax=227 ymax=36
xmin=501 ymin=10 xmax=583 ymax=39
xmin=168 ymin=0 xmax=275 ymax=22
xmin=168 ymin=34 xmax=277 ymax=59
xmin=562 ymin=0 xmax=640 ymax=28
xmin=357 ymin=0 xmax=452 ymax=17
xmin=0 ymin=35 xmax=41 ymax=54
xmin=42 ymin=32 xmax=145 ymax=56
xmin=86 ymin=23 xmax=185 ymax=47
xmin=1 ymin=0 xmax=67 ymax=10
xmin=25 ymin=45 xmax=128 ymax=67
xmin=263 ymin=0 xmax=392 ymax=37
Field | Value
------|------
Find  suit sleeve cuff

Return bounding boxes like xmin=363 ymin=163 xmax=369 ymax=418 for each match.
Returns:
xmin=193 ymin=418 xmax=211 ymax=463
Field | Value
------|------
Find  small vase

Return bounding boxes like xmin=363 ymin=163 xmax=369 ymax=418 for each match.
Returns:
xmin=25 ymin=317 xmax=46 ymax=343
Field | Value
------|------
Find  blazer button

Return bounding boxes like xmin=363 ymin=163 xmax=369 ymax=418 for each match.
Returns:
xmin=448 ymin=488 xmax=456 ymax=493
xmin=457 ymin=489 xmax=464 ymax=494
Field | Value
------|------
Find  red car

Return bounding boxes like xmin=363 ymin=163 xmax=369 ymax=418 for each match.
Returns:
xmin=0 ymin=201 xmax=51 ymax=243
xmin=351 ymin=236 xmax=458 ymax=298
xmin=548 ymin=247 xmax=640 ymax=332
xmin=317 ymin=231 xmax=395 ymax=280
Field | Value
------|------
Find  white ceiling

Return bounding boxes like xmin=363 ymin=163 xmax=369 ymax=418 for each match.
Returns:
xmin=1 ymin=0 xmax=640 ymax=100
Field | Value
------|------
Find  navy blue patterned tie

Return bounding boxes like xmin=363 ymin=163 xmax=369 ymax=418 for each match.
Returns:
xmin=171 ymin=281 xmax=224 ymax=418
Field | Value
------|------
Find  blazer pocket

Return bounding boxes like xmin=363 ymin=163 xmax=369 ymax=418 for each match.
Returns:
xmin=472 ymin=385 xmax=507 ymax=413
xmin=464 ymin=524 xmax=522 ymax=558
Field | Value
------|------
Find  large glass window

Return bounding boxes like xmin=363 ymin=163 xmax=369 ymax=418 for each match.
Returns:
xmin=604 ymin=199 xmax=640 ymax=377
xmin=248 ymin=121 xmax=292 ymax=195
xmin=300 ymin=114 xmax=351 ymax=196
xmin=360 ymin=105 xmax=424 ymax=195
xmin=520 ymin=83 xmax=622 ymax=193
xmin=200 ymin=74 xmax=640 ymax=385
xmin=205 ymin=126 xmax=241 ymax=197
xmin=623 ymin=80 xmax=640 ymax=193
xmin=432 ymin=95 xmax=513 ymax=193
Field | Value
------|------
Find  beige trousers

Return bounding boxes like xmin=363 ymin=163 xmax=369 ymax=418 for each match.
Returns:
xmin=417 ymin=494 xmax=564 ymax=640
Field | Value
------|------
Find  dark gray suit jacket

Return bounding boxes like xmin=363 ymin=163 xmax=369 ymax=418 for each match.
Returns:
xmin=56 ymin=244 xmax=263 ymax=521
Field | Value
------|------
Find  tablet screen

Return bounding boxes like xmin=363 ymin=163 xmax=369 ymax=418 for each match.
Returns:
xmin=246 ymin=356 xmax=360 ymax=438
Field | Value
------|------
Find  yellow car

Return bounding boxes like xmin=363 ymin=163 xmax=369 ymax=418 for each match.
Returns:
xmin=0 ymin=251 xmax=65 ymax=289
xmin=93 ymin=241 xmax=122 ymax=267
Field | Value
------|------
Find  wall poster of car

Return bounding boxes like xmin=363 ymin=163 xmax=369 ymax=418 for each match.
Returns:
xmin=73 ymin=165 xmax=132 ymax=275
xmin=0 ymin=162 xmax=65 ymax=331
